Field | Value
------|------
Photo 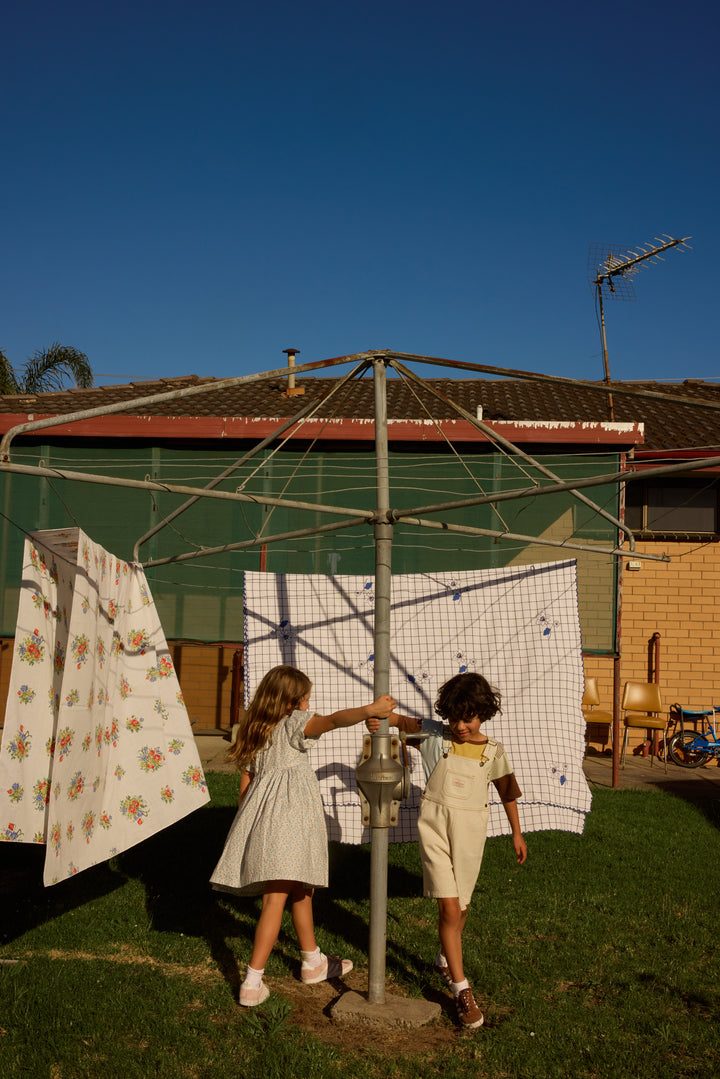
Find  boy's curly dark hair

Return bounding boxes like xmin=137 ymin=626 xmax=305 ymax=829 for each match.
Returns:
xmin=434 ymin=672 xmax=502 ymax=724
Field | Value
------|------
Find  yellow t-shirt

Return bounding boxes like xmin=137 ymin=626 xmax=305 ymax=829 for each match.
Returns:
xmin=449 ymin=740 xmax=488 ymax=762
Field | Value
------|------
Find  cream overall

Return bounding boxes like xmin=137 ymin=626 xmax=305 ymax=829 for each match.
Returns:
xmin=417 ymin=738 xmax=511 ymax=909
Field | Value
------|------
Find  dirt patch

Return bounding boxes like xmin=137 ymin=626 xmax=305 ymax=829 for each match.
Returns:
xmin=233 ymin=968 xmax=507 ymax=1055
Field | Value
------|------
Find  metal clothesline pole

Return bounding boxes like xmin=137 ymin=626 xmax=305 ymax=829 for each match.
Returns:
xmin=368 ymin=356 xmax=393 ymax=1004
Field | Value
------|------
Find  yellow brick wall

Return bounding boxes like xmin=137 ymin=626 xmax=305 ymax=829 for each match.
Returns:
xmin=583 ymin=538 xmax=720 ymax=752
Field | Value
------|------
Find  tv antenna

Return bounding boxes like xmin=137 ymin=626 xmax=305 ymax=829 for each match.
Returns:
xmin=587 ymin=235 xmax=691 ymax=419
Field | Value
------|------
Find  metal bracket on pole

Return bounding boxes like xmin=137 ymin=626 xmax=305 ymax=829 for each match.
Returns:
xmin=356 ymin=733 xmax=409 ymax=828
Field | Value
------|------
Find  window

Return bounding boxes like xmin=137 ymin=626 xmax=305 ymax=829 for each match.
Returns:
xmin=625 ymin=478 xmax=720 ymax=536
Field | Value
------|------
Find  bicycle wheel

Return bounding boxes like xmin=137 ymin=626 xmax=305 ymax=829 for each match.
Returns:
xmin=668 ymin=731 xmax=711 ymax=768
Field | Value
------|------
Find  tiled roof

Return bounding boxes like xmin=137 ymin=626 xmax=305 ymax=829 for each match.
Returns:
xmin=1 ymin=370 xmax=719 ymax=451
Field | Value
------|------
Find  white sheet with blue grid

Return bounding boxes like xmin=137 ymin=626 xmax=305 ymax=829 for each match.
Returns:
xmin=243 ymin=561 xmax=591 ymax=843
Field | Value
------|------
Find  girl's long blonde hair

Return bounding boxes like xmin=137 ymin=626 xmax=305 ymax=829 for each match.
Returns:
xmin=228 ymin=665 xmax=312 ymax=771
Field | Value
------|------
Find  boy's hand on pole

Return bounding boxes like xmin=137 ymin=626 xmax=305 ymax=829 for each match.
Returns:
xmin=390 ymin=712 xmax=422 ymax=733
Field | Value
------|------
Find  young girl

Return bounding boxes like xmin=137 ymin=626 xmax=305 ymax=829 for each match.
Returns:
xmin=398 ymin=671 xmax=527 ymax=1030
xmin=210 ymin=664 xmax=396 ymax=1007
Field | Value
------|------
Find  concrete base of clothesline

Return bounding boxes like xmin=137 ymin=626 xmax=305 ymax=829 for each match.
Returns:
xmin=331 ymin=990 xmax=441 ymax=1029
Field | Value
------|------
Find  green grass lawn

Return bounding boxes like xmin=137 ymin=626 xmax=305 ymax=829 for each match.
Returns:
xmin=1 ymin=775 xmax=719 ymax=1078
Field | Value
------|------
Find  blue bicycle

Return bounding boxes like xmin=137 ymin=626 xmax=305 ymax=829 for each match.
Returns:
xmin=667 ymin=708 xmax=720 ymax=768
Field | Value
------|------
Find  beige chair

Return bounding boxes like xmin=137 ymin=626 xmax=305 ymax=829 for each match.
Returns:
xmin=582 ymin=677 xmax=613 ymax=748
xmin=620 ymin=681 xmax=668 ymax=771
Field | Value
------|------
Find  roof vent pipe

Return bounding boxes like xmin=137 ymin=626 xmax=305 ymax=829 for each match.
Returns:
xmin=476 ymin=405 xmax=483 ymax=421
xmin=283 ymin=347 xmax=305 ymax=396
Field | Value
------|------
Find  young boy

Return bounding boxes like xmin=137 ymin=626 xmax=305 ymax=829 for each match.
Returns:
xmin=399 ymin=671 xmax=527 ymax=1030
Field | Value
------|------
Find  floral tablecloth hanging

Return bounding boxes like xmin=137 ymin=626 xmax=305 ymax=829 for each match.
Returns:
xmin=0 ymin=527 xmax=209 ymax=885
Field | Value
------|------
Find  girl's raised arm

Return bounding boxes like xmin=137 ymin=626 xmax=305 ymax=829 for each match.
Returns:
xmin=304 ymin=694 xmax=396 ymax=738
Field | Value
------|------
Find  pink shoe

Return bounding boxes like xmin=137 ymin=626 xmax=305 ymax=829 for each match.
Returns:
xmin=239 ymin=980 xmax=270 ymax=1007
xmin=301 ymin=952 xmax=353 ymax=984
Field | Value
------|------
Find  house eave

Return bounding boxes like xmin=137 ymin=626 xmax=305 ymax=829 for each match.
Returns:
xmin=0 ymin=413 xmax=645 ymax=447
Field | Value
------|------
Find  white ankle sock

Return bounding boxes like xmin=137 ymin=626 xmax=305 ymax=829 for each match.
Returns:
xmin=301 ymin=946 xmax=322 ymax=966
xmin=451 ymin=978 xmax=469 ymax=996
xmin=244 ymin=964 xmax=264 ymax=988
xmin=435 ymin=951 xmax=448 ymax=968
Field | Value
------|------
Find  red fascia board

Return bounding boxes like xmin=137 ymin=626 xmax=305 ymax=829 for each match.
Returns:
xmin=632 ymin=448 xmax=720 ymax=474
xmin=0 ymin=413 xmax=644 ymax=446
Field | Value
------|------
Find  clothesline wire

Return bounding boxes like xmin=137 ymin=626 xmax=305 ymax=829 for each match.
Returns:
xmin=46 ymin=478 xmax=82 ymax=531
xmin=392 ymin=369 xmax=513 ymax=533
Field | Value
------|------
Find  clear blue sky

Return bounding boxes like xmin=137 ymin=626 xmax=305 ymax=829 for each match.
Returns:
xmin=3 ymin=0 xmax=718 ymax=387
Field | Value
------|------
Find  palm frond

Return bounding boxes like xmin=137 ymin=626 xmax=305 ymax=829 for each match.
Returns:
xmin=21 ymin=343 xmax=94 ymax=393
xmin=0 ymin=349 xmax=21 ymax=394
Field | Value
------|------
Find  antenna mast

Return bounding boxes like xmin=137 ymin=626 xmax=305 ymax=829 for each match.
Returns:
xmin=588 ymin=235 xmax=691 ymax=420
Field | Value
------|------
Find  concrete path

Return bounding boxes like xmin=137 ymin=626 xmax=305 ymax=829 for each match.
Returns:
xmin=582 ymin=747 xmax=720 ymax=796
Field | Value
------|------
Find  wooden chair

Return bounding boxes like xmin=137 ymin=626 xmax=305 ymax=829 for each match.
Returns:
xmin=620 ymin=681 xmax=668 ymax=772
xmin=582 ymin=677 xmax=613 ymax=748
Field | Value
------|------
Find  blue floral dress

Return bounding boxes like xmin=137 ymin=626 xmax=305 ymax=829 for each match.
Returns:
xmin=210 ymin=710 xmax=328 ymax=896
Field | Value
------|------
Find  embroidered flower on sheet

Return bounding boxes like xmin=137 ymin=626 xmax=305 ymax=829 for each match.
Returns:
xmin=70 ymin=634 xmax=90 ymax=668
xmin=53 ymin=642 xmax=65 ymax=673
xmin=154 ymin=699 xmax=169 ymax=723
xmin=127 ymin=629 xmax=150 ymax=655
xmin=17 ymin=685 xmax=35 ymax=705
xmin=33 ymin=779 xmax=50 ymax=810
xmin=181 ymin=766 xmax=206 ymax=792
xmin=81 ymin=812 xmax=95 ymax=843
xmin=535 ymin=611 xmax=559 ymax=637
xmin=408 ymin=665 xmax=431 ymax=687
xmin=273 ymin=618 xmax=296 ymax=647
xmin=18 ymin=630 xmax=44 ymax=666
xmin=56 ymin=728 xmax=73 ymax=761
xmin=138 ymin=746 xmax=165 ymax=772
xmin=96 ymin=638 xmax=107 ymax=668
xmin=452 ymin=649 xmax=476 ymax=674
xmin=67 ymin=772 xmax=84 ymax=801
xmin=145 ymin=656 xmax=173 ymax=682
xmin=7 ymin=726 xmax=31 ymax=761
xmin=49 ymin=822 xmax=61 ymax=855
xmin=120 ymin=794 xmax=149 ymax=825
